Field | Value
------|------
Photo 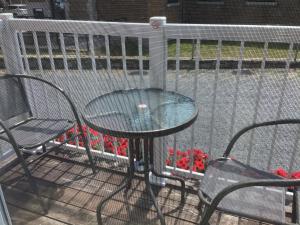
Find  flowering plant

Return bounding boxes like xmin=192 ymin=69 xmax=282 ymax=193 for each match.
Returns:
xmin=103 ymin=135 xmax=128 ymax=156
xmin=56 ymin=124 xmax=128 ymax=156
xmin=274 ymin=167 xmax=300 ymax=179
xmin=166 ymin=148 xmax=209 ymax=172
xmin=274 ymin=167 xmax=300 ymax=191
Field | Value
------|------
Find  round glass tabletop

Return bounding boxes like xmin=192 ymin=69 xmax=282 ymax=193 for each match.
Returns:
xmin=83 ymin=88 xmax=198 ymax=138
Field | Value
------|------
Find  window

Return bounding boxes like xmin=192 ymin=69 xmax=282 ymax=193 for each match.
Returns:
xmin=167 ymin=0 xmax=180 ymax=7
xmin=246 ymin=0 xmax=277 ymax=6
xmin=197 ymin=0 xmax=224 ymax=5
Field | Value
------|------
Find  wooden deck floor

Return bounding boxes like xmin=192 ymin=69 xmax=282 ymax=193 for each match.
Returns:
xmin=0 ymin=154 xmax=280 ymax=225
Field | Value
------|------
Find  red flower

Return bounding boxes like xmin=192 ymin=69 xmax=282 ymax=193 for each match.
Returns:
xmin=194 ymin=160 xmax=205 ymax=172
xmin=166 ymin=159 xmax=171 ymax=166
xmin=274 ymin=168 xmax=288 ymax=178
xmin=104 ymin=141 xmax=114 ymax=153
xmin=168 ymin=148 xmax=174 ymax=156
xmin=291 ymin=171 xmax=300 ymax=179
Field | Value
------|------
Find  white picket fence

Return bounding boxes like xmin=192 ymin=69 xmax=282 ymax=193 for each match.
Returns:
xmin=1 ymin=13 xmax=300 ymax=181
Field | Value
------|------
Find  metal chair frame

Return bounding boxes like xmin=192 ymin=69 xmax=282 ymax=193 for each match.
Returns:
xmin=0 ymin=74 xmax=96 ymax=177
xmin=198 ymin=119 xmax=300 ymax=225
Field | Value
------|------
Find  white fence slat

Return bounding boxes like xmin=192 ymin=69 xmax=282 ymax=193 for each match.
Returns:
xmin=13 ymin=31 xmax=24 ymax=74
xmin=105 ymin=35 xmax=112 ymax=75
xmin=59 ymin=32 xmax=68 ymax=72
xmin=88 ymin=34 xmax=96 ymax=73
xmin=172 ymin=135 xmax=177 ymax=170
xmin=229 ymin=41 xmax=245 ymax=139
xmin=175 ymin=38 xmax=180 ymax=91
xmin=45 ymin=32 xmax=55 ymax=71
xmin=32 ymin=31 xmax=43 ymax=73
xmin=208 ymin=40 xmax=222 ymax=156
xmin=247 ymin=42 xmax=269 ymax=164
xmin=138 ymin=37 xmax=144 ymax=87
xmin=171 ymin=38 xmax=181 ymax=171
xmin=18 ymin=32 xmax=30 ymax=73
xmin=74 ymin=33 xmax=82 ymax=71
xmin=121 ymin=36 xmax=128 ymax=76
xmin=189 ymin=39 xmax=201 ymax=173
xmin=267 ymin=42 xmax=294 ymax=170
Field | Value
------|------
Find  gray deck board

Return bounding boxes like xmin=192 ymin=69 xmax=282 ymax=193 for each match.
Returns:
xmin=0 ymin=155 xmax=269 ymax=225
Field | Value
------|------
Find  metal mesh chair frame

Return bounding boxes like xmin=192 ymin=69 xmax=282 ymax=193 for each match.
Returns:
xmin=0 ymin=74 xmax=96 ymax=177
xmin=198 ymin=119 xmax=300 ymax=225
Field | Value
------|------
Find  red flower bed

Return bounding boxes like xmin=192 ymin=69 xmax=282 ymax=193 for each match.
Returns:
xmin=274 ymin=167 xmax=300 ymax=190
xmin=166 ymin=148 xmax=208 ymax=172
xmin=56 ymin=124 xmax=128 ymax=156
xmin=274 ymin=167 xmax=300 ymax=179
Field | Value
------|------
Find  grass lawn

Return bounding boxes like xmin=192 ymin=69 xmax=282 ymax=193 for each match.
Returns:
xmin=167 ymin=40 xmax=298 ymax=60
xmin=24 ymin=37 xmax=299 ymax=60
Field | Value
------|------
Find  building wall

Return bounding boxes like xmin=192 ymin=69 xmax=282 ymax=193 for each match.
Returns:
xmin=67 ymin=0 xmax=89 ymax=20
xmin=183 ymin=0 xmax=300 ymax=25
xmin=65 ymin=0 xmax=300 ymax=25
xmin=96 ymin=0 xmax=149 ymax=22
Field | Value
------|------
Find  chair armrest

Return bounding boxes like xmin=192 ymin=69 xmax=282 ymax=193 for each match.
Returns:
xmin=209 ymin=178 xmax=300 ymax=213
xmin=223 ymin=119 xmax=300 ymax=157
xmin=5 ymin=74 xmax=82 ymax=129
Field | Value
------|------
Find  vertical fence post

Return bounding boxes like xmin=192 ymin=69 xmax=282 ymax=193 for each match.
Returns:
xmin=0 ymin=13 xmax=24 ymax=75
xmin=149 ymin=16 xmax=167 ymax=89
xmin=149 ymin=17 xmax=167 ymax=186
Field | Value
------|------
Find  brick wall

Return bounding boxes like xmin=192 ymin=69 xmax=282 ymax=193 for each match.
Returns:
xmin=95 ymin=0 xmax=181 ymax=23
xmin=68 ymin=0 xmax=89 ymax=20
xmin=183 ymin=0 xmax=300 ymax=25
xmin=96 ymin=0 xmax=149 ymax=22
xmin=62 ymin=0 xmax=300 ymax=25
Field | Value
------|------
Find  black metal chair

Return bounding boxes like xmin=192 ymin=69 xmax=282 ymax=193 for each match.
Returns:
xmin=0 ymin=74 xmax=96 ymax=178
xmin=198 ymin=120 xmax=300 ymax=225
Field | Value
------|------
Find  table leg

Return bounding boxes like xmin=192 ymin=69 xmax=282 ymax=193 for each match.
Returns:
xmin=96 ymin=139 xmax=135 ymax=225
xmin=144 ymin=138 xmax=166 ymax=225
xmin=149 ymin=138 xmax=186 ymax=204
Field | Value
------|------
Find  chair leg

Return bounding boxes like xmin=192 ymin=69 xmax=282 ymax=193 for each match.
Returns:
xmin=14 ymin=147 xmax=32 ymax=177
xmin=199 ymin=204 xmax=215 ymax=225
xmin=14 ymin=147 xmax=48 ymax=213
xmin=82 ymin=134 xmax=96 ymax=174
xmin=27 ymin=176 xmax=48 ymax=214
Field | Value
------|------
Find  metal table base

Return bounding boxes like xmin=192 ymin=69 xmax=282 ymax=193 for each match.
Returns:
xmin=96 ymin=138 xmax=186 ymax=225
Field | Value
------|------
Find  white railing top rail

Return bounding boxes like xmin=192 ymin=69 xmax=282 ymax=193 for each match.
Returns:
xmin=8 ymin=18 xmax=154 ymax=38
xmin=6 ymin=17 xmax=300 ymax=43
xmin=164 ymin=23 xmax=300 ymax=41
xmin=164 ymin=23 xmax=300 ymax=42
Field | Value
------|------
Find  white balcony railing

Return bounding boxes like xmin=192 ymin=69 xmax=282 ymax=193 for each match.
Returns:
xmin=1 ymin=13 xmax=300 ymax=181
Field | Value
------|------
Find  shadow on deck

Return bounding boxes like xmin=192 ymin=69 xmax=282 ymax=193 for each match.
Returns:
xmin=0 ymin=154 xmax=277 ymax=225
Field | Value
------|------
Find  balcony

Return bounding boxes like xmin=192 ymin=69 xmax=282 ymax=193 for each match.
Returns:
xmin=0 ymin=13 xmax=300 ymax=224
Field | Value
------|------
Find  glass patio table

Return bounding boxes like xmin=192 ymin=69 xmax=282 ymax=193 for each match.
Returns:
xmin=82 ymin=88 xmax=198 ymax=225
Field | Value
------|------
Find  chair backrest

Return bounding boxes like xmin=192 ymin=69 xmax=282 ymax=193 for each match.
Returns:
xmin=0 ymin=75 xmax=31 ymax=126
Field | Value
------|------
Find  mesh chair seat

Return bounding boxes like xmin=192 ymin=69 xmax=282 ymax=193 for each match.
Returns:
xmin=199 ymin=159 xmax=286 ymax=224
xmin=0 ymin=118 xmax=74 ymax=149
